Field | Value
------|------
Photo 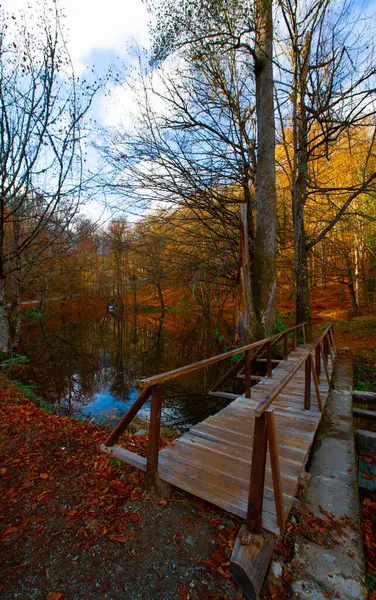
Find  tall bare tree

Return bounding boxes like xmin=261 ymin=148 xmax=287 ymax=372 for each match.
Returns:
xmin=0 ymin=2 xmax=99 ymax=351
xmin=276 ymin=0 xmax=376 ymax=338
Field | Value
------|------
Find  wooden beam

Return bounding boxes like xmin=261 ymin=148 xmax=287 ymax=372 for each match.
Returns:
xmin=146 ymin=384 xmax=163 ymax=488
xmin=315 ymin=344 xmax=321 ymax=379
xmin=255 ymin=358 xmax=281 ymax=364
xmin=211 ymin=355 xmax=244 ymax=392
xmin=353 ymin=407 xmax=376 ymax=421
xmin=266 ymin=341 xmax=272 ymax=378
xmin=310 ymin=354 xmax=323 ymax=412
xmin=100 ymin=444 xmax=147 ymax=471
xmin=304 ymin=357 xmax=311 ymax=410
xmin=247 ymin=413 xmax=267 ymax=533
xmin=104 ymin=386 xmax=152 ymax=446
xmin=254 ymin=325 xmax=333 ymax=417
xmin=245 ymin=350 xmax=251 ymax=398
xmin=266 ymin=410 xmax=285 ymax=531
xmin=283 ymin=333 xmax=288 ymax=359
xmin=139 ymin=340 xmax=270 ymax=387
xmin=156 ymin=476 xmax=173 ymax=498
xmin=230 ymin=526 xmax=276 ymax=600
xmin=353 ymin=390 xmax=376 ymax=404
xmin=139 ymin=323 xmax=306 ymax=388
xmin=208 ymin=391 xmax=240 ymax=400
xmin=237 ymin=374 xmax=264 ymax=381
xmin=320 ymin=342 xmax=330 ymax=384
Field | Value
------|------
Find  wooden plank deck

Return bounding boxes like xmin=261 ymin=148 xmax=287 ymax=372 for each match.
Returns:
xmin=157 ymin=344 xmax=333 ymax=535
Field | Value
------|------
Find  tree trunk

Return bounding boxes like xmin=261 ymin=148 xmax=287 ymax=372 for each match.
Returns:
xmin=346 ymin=256 xmax=359 ymax=316
xmin=155 ymin=279 xmax=165 ymax=317
xmin=0 ymin=195 xmax=8 ymax=353
xmin=0 ymin=276 xmax=9 ymax=353
xmin=238 ymin=204 xmax=260 ymax=342
xmin=253 ymin=0 xmax=277 ymax=336
xmin=13 ymin=279 xmax=22 ymax=348
xmin=292 ymin=34 xmax=313 ymax=341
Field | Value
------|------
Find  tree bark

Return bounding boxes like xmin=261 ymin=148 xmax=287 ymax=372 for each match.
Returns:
xmin=0 ymin=195 xmax=8 ymax=353
xmin=292 ymin=34 xmax=313 ymax=341
xmin=0 ymin=276 xmax=8 ymax=353
xmin=253 ymin=0 xmax=277 ymax=336
xmin=238 ymin=204 xmax=260 ymax=342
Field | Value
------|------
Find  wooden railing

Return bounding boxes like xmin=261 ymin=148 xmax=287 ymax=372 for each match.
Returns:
xmin=247 ymin=324 xmax=336 ymax=534
xmin=103 ymin=322 xmax=307 ymax=487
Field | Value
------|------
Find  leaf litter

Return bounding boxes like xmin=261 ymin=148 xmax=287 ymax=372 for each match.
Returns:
xmin=0 ymin=375 xmax=244 ymax=600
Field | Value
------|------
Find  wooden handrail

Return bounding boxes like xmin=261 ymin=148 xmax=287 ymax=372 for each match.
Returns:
xmin=139 ymin=323 xmax=306 ymax=388
xmin=254 ymin=325 xmax=334 ymax=417
xmin=250 ymin=324 xmax=335 ymax=533
xmin=104 ymin=386 xmax=153 ymax=446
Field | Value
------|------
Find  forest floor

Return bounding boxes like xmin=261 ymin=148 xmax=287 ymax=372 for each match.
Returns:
xmin=1 ymin=293 xmax=376 ymax=600
xmin=0 ymin=376 xmax=244 ymax=600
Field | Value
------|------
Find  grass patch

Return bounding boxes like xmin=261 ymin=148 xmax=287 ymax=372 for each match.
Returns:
xmin=354 ymin=350 xmax=376 ymax=392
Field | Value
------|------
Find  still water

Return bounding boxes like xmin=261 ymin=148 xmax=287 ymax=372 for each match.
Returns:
xmin=19 ymin=306 xmax=235 ymax=430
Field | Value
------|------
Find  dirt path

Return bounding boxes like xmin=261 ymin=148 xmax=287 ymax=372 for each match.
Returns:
xmin=0 ymin=377 xmax=243 ymax=600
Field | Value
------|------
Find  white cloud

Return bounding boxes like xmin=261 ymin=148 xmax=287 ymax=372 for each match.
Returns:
xmin=1 ymin=0 xmax=151 ymax=73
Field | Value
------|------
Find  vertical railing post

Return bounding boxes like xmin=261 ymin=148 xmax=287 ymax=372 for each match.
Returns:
xmin=146 ymin=384 xmax=163 ymax=488
xmin=244 ymin=350 xmax=251 ymax=399
xmin=247 ymin=413 xmax=267 ymax=533
xmin=326 ymin=331 xmax=334 ymax=363
xmin=310 ymin=354 xmax=323 ymax=412
xmin=266 ymin=410 xmax=285 ymax=531
xmin=283 ymin=332 xmax=288 ymax=359
xmin=320 ymin=341 xmax=330 ymax=384
xmin=266 ymin=341 xmax=273 ymax=377
xmin=302 ymin=323 xmax=306 ymax=344
xmin=323 ymin=334 xmax=329 ymax=364
xmin=304 ymin=356 xmax=311 ymax=410
xmin=330 ymin=325 xmax=336 ymax=351
xmin=315 ymin=344 xmax=321 ymax=379
xmin=293 ymin=328 xmax=297 ymax=351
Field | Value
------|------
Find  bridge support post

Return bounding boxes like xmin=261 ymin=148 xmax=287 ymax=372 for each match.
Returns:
xmin=315 ymin=344 xmax=321 ymax=379
xmin=244 ymin=350 xmax=251 ymax=398
xmin=146 ymin=384 xmax=163 ymax=488
xmin=283 ymin=333 xmax=288 ymax=359
xmin=247 ymin=413 xmax=267 ymax=533
xmin=304 ymin=357 xmax=311 ymax=410
xmin=266 ymin=341 xmax=272 ymax=377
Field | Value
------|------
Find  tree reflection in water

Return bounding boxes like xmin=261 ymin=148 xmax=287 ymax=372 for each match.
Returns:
xmin=19 ymin=309 xmax=235 ymax=430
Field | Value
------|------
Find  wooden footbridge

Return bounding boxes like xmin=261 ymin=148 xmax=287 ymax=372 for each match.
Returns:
xmin=101 ymin=323 xmax=336 ymax=597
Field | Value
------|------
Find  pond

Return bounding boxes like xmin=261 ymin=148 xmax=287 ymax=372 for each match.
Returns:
xmin=17 ymin=304 xmax=236 ymax=431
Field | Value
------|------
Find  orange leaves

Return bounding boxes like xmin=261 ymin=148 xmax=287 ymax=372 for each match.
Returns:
xmin=46 ymin=593 xmax=64 ymax=600
xmin=178 ymin=585 xmax=188 ymax=600
xmin=39 ymin=473 xmax=49 ymax=480
xmin=2 ymin=526 xmax=17 ymax=537
xmin=108 ymin=534 xmax=128 ymax=544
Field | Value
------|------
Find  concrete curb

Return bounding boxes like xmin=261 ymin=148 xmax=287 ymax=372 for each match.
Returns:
xmin=290 ymin=356 xmax=367 ymax=599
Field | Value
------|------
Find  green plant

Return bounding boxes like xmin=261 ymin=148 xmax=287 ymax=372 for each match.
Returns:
xmin=230 ymin=352 xmax=243 ymax=364
xmin=274 ymin=311 xmax=288 ymax=334
xmin=354 ymin=350 xmax=376 ymax=392
xmin=23 ymin=306 xmax=43 ymax=322
xmin=366 ymin=572 xmax=376 ymax=593
xmin=8 ymin=379 xmax=54 ymax=414
xmin=0 ymin=355 xmax=29 ymax=368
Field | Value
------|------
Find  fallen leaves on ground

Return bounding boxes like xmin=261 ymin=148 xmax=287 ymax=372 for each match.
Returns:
xmin=0 ymin=375 xmax=246 ymax=600
xmin=0 ymin=375 xmax=168 ymax=590
xmin=360 ymin=467 xmax=376 ymax=599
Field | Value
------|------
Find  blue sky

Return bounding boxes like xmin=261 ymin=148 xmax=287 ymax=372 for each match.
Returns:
xmin=3 ymin=0 xmax=153 ymax=221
